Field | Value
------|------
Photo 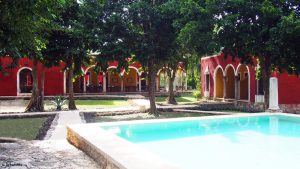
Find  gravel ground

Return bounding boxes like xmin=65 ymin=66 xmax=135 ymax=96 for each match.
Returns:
xmin=0 ymin=140 xmax=99 ymax=169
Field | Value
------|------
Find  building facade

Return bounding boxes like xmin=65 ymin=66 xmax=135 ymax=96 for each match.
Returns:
xmin=0 ymin=57 xmax=187 ymax=96
xmin=201 ymin=53 xmax=300 ymax=113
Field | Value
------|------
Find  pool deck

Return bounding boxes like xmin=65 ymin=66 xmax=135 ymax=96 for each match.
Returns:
xmin=67 ymin=112 xmax=296 ymax=169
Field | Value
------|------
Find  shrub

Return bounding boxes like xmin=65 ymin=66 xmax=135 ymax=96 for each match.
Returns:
xmin=51 ymin=96 xmax=67 ymax=111
xmin=193 ymin=90 xmax=202 ymax=100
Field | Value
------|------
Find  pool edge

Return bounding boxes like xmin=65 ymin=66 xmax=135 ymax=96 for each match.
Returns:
xmin=67 ymin=124 xmax=180 ymax=169
xmin=67 ymin=112 xmax=298 ymax=169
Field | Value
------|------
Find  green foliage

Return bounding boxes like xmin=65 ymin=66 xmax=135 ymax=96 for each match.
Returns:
xmin=51 ymin=96 xmax=67 ymax=111
xmin=193 ymin=90 xmax=202 ymax=100
xmin=43 ymin=0 xmax=88 ymax=73
xmin=210 ymin=0 xmax=300 ymax=73
xmin=175 ymin=0 xmax=218 ymax=56
xmin=0 ymin=0 xmax=64 ymax=69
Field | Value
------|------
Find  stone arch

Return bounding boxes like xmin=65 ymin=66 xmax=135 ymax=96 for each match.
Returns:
xmin=214 ymin=66 xmax=224 ymax=98
xmin=84 ymin=65 xmax=103 ymax=93
xmin=225 ymin=64 xmax=235 ymax=99
xmin=121 ymin=66 xmax=142 ymax=76
xmin=106 ymin=66 xmax=121 ymax=92
xmin=123 ymin=67 xmax=138 ymax=92
xmin=236 ymin=64 xmax=250 ymax=101
xmin=17 ymin=67 xmax=32 ymax=94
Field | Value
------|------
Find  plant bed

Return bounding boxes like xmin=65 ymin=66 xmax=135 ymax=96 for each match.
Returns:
xmin=0 ymin=114 xmax=56 ymax=140
xmin=83 ymin=111 xmax=218 ymax=123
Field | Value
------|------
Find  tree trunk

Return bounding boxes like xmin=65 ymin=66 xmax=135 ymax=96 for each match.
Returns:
xmin=166 ymin=68 xmax=177 ymax=104
xmin=148 ymin=59 xmax=158 ymax=116
xmin=68 ymin=66 xmax=77 ymax=110
xmin=25 ymin=57 xmax=41 ymax=112
xmin=40 ymin=65 xmax=45 ymax=111
xmin=261 ymin=56 xmax=271 ymax=110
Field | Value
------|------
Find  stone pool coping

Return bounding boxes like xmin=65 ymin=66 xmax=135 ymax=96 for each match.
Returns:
xmin=67 ymin=112 xmax=299 ymax=169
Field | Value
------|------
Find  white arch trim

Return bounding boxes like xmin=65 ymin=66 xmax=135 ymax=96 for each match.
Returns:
xmin=235 ymin=64 xmax=251 ymax=102
xmin=204 ymin=66 xmax=209 ymax=74
xmin=157 ymin=68 xmax=167 ymax=76
xmin=213 ymin=65 xmax=224 ymax=98
xmin=121 ymin=66 xmax=142 ymax=76
xmin=17 ymin=67 xmax=32 ymax=95
xmin=224 ymin=64 xmax=235 ymax=76
xmin=84 ymin=65 xmax=96 ymax=75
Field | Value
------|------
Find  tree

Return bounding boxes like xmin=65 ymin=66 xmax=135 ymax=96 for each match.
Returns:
xmin=126 ymin=0 xmax=184 ymax=115
xmin=24 ymin=0 xmax=64 ymax=112
xmin=79 ymin=0 xmax=132 ymax=72
xmin=0 ymin=0 xmax=35 ymax=60
xmin=43 ymin=0 xmax=89 ymax=110
xmin=209 ymin=0 xmax=300 ymax=108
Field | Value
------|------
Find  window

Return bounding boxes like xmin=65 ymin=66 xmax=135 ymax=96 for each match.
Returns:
xmin=205 ymin=74 xmax=210 ymax=92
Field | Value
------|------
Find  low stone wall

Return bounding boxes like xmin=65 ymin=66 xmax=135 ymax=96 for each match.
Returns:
xmin=235 ymin=102 xmax=300 ymax=114
xmin=234 ymin=101 xmax=265 ymax=112
xmin=159 ymin=102 xmax=235 ymax=112
xmin=279 ymin=104 xmax=300 ymax=114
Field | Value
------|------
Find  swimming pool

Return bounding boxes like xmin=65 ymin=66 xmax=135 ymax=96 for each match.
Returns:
xmin=67 ymin=113 xmax=300 ymax=169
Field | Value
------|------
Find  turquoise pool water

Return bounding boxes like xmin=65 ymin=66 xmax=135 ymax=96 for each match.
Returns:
xmin=102 ymin=115 xmax=300 ymax=169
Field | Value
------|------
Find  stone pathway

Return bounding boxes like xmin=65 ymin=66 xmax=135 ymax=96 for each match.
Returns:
xmin=0 ymin=140 xmax=99 ymax=169
xmin=48 ymin=111 xmax=83 ymax=140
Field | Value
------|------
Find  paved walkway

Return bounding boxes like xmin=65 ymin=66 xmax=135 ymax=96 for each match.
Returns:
xmin=48 ymin=111 xmax=83 ymax=140
xmin=0 ymin=140 xmax=99 ymax=169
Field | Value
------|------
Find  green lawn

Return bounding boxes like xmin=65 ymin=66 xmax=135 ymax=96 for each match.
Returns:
xmin=0 ymin=117 xmax=48 ymax=140
xmin=156 ymin=93 xmax=198 ymax=104
xmin=75 ymin=100 xmax=130 ymax=109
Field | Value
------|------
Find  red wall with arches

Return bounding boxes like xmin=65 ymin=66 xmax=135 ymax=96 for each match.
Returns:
xmin=0 ymin=57 xmax=143 ymax=96
xmin=201 ymin=54 xmax=300 ymax=104
xmin=201 ymin=54 xmax=257 ymax=103
xmin=0 ymin=57 xmax=64 ymax=96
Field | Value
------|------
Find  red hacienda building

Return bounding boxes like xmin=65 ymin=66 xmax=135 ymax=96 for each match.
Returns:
xmin=201 ymin=53 xmax=300 ymax=113
xmin=0 ymin=57 xmax=187 ymax=97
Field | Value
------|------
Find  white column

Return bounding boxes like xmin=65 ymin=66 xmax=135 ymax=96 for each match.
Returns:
xmin=83 ymin=76 xmax=86 ymax=93
xmin=164 ymin=72 xmax=167 ymax=91
xmin=138 ymin=75 xmax=142 ymax=92
xmin=223 ymin=76 xmax=227 ymax=99
xmin=185 ymin=73 xmax=188 ymax=90
xmin=269 ymin=77 xmax=280 ymax=110
xmin=156 ymin=76 xmax=159 ymax=91
xmin=121 ymin=76 xmax=124 ymax=92
xmin=103 ymin=73 xmax=106 ymax=93
xmin=180 ymin=71 xmax=183 ymax=91
xmin=235 ymin=75 xmax=239 ymax=100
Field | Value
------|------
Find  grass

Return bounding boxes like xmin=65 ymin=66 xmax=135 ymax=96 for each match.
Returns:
xmin=90 ymin=111 xmax=215 ymax=123
xmin=75 ymin=100 xmax=130 ymax=109
xmin=0 ymin=117 xmax=48 ymax=140
xmin=156 ymin=93 xmax=199 ymax=104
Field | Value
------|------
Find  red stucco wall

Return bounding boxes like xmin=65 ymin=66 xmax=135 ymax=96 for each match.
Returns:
xmin=201 ymin=54 xmax=300 ymax=104
xmin=0 ymin=57 xmax=143 ymax=96
xmin=44 ymin=65 xmax=65 ymax=95
xmin=276 ymin=73 xmax=300 ymax=104
xmin=0 ymin=57 xmax=64 ymax=96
